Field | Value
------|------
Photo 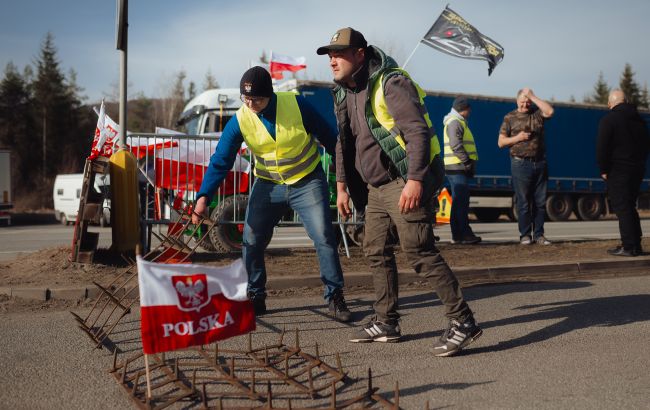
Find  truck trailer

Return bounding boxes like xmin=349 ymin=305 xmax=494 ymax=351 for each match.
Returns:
xmin=278 ymin=80 xmax=650 ymax=222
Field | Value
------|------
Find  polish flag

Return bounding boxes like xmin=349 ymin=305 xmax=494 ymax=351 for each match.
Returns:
xmin=137 ymin=257 xmax=255 ymax=354
xmin=89 ymin=101 xmax=121 ymax=160
xmin=269 ymin=52 xmax=307 ymax=80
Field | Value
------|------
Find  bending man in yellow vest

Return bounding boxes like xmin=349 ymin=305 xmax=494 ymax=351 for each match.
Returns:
xmin=443 ymin=96 xmax=481 ymax=244
xmin=192 ymin=67 xmax=350 ymax=322
xmin=318 ymin=27 xmax=482 ymax=356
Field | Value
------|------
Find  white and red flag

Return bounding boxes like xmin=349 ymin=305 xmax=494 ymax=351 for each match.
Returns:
xmin=137 ymin=257 xmax=255 ymax=354
xmin=269 ymin=52 xmax=306 ymax=80
xmin=88 ymin=100 xmax=121 ymax=160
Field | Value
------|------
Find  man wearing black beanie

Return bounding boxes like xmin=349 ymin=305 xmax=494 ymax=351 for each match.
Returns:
xmin=193 ymin=66 xmax=351 ymax=322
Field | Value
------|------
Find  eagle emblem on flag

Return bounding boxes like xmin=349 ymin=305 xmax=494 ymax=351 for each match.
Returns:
xmin=172 ymin=274 xmax=210 ymax=312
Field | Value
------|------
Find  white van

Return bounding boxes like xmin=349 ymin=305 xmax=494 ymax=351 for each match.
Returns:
xmin=53 ymin=174 xmax=110 ymax=226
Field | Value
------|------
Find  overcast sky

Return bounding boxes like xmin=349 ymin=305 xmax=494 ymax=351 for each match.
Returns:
xmin=1 ymin=0 xmax=649 ymax=104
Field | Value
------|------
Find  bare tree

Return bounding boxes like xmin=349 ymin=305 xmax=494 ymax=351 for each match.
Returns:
xmin=155 ymin=70 xmax=187 ymax=129
xmin=203 ymin=68 xmax=219 ymax=91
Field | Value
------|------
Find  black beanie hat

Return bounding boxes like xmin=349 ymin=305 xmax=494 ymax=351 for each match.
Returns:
xmin=240 ymin=66 xmax=273 ymax=98
xmin=452 ymin=96 xmax=471 ymax=112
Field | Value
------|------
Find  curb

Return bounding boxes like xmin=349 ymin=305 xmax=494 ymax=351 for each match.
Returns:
xmin=266 ymin=257 xmax=650 ymax=290
xmin=3 ymin=257 xmax=650 ymax=302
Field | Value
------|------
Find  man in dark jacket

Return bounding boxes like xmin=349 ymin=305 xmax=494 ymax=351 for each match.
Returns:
xmin=597 ymin=89 xmax=650 ymax=256
xmin=317 ymin=27 xmax=482 ymax=357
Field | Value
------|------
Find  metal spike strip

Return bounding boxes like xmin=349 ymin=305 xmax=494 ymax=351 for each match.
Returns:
xmin=70 ymin=206 xmax=217 ymax=348
xmin=108 ymin=336 xmax=401 ymax=409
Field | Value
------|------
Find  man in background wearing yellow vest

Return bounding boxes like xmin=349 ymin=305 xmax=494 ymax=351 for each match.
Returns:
xmin=443 ymin=97 xmax=481 ymax=245
xmin=319 ymin=27 xmax=482 ymax=356
xmin=192 ymin=67 xmax=351 ymax=322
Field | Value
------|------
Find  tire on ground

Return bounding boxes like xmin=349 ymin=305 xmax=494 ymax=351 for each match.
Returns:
xmin=60 ymin=214 xmax=68 ymax=225
xmin=545 ymin=194 xmax=574 ymax=221
xmin=209 ymin=195 xmax=248 ymax=253
xmin=576 ymin=194 xmax=604 ymax=221
xmin=198 ymin=229 xmax=218 ymax=252
xmin=473 ymin=208 xmax=502 ymax=223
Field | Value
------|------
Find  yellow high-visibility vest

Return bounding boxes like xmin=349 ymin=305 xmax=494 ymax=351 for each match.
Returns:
xmin=443 ymin=115 xmax=478 ymax=165
xmin=236 ymin=92 xmax=320 ymax=184
xmin=368 ymin=68 xmax=441 ymax=178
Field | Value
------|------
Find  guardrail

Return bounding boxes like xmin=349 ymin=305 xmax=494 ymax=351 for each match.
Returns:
xmin=127 ymin=133 xmax=363 ymax=254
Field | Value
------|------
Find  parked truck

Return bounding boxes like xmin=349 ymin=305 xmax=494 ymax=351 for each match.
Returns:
xmin=278 ymin=79 xmax=650 ymax=222
xmin=0 ymin=150 xmax=12 ymax=225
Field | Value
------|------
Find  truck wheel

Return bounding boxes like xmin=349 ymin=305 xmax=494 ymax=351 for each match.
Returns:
xmin=209 ymin=195 xmax=248 ymax=253
xmin=473 ymin=208 xmax=502 ymax=223
xmin=61 ymin=214 xmax=68 ymax=225
xmin=545 ymin=194 xmax=574 ymax=221
xmin=576 ymin=195 xmax=604 ymax=221
xmin=198 ymin=230 xmax=218 ymax=252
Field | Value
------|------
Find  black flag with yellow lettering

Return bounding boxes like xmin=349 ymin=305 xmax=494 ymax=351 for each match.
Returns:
xmin=421 ymin=6 xmax=504 ymax=75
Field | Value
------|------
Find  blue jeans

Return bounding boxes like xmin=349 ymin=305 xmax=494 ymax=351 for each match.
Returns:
xmin=511 ymin=157 xmax=547 ymax=239
xmin=446 ymin=173 xmax=475 ymax=240
xmin=243 ymin=166 xmax=344 ymax=301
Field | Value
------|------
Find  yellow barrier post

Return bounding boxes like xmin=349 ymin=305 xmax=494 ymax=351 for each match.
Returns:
xmin=109 ymin=148 xmax=140 ymax=253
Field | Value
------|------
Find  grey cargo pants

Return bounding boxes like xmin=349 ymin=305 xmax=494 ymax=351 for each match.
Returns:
xmin=363 ymin=158 xmax=472 ymax=322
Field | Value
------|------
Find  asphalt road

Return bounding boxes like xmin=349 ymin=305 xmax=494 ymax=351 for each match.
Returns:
xmin=1 ymin=275 xmax=649 ymax=409
xmin=2 ymin=219 xmax=648 ymax=261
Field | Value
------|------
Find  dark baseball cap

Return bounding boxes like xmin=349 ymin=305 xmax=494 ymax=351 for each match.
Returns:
xmin=316 ymin=27 xmax=367 ymax=55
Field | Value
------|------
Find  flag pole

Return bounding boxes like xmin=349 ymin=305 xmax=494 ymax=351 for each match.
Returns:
xmin=144 ymin=353 xmax=152 ymax=399
xmin=137 ymin=244 xmax=151 ymax=400
xmin=401 ymin=42 xmax=421 ymax=69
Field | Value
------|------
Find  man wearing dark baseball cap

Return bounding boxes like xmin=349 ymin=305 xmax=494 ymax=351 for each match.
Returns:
xmin=316 ymin=27 xmax=367 ymax=55
xmin=193 ymin=66 xmax=351 ymax=322
xmin=319 ymin=27 xmax=483 ymax=356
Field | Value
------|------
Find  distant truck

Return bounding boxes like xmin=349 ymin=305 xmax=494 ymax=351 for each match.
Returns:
xmin=277 ymin=79 xmax=650 ymax=222
xmin=177 ymin=88 xmax=242 ymax=135
xmin=0 ymin=150 xmax=12 ymax=225
xmin=53 ymin=173 xmax=111 ymax=226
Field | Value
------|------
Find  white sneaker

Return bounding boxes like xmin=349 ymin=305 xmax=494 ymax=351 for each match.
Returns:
xmin=535 ymin=236 xmax=551 ymax=245
xmin=520 ymin=236 xmax=532 ymax=245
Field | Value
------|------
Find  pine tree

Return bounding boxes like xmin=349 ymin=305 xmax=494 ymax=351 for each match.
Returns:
xmin=640 ymin=83 xmax=649 ymax=110
xmin=619 ymin=63 xmax=642 ymax=106
xmin=187 ymin=81 xmax=196 ymax=102
xmin=128 ymin=92 xmax=155 ymax=132
xmin=31 ymin=32 xmax=86 ymax=204
xmin=585 ymin=72 xmax=610 ymax=105
xmin=0 ymin=63 xmax=37 ymax=191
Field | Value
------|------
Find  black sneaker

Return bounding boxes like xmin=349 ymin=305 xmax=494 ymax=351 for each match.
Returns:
xmin=328 ymin=290 xmax=351 ymax=322
xmin=433 ymin=317 xmax=483 ymax=357
xmin=248 ymin=292 xmax=267 ymax=316
xmin=607 ymin=246 xmax=638 ymax=257
xmin=451 ymin=234 xmax=482 ymax=245
xmin=349 ymin=316 xmax=401 ymax=343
